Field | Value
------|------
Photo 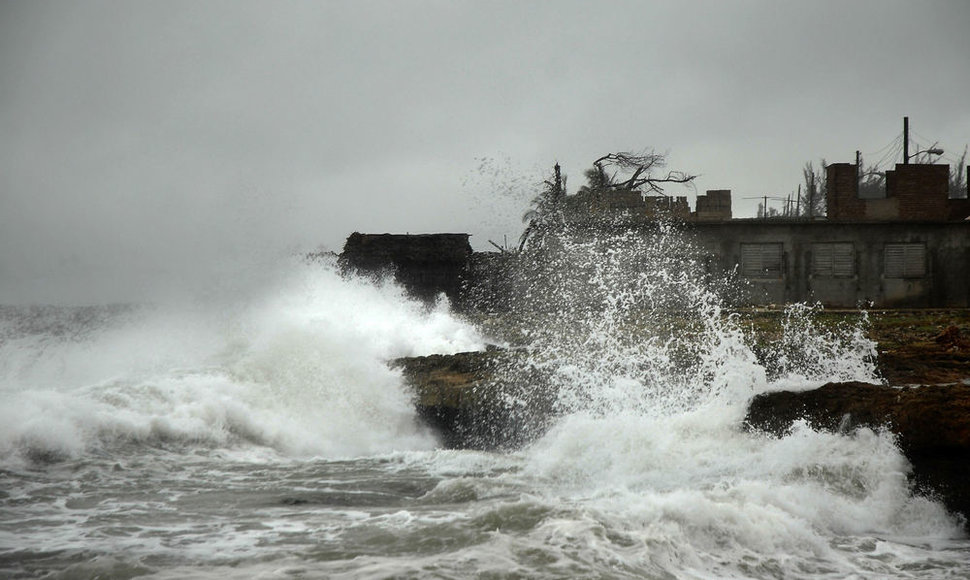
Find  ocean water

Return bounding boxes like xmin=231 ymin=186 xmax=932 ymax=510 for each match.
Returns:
xmin=1 ymin=245 xmax=968 ymax=579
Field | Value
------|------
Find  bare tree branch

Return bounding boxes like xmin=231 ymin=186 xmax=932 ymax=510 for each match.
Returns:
xmin=592 ymin=150 xmax=696 ymax=195
xmin=517 ymin=152 xmax=696 ymax=251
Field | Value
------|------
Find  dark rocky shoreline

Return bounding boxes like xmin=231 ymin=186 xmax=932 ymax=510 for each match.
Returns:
xmin=393 ymin=323 xmax=970 ymax=527
xmin=745 ymin=381 xmax=970 ymax=528
xmin=392 ymin=346 xmax=553 ymax=450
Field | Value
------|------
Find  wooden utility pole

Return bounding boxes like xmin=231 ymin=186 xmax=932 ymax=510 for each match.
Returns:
xmin=903 ymin=116 xmax=910 ymax=164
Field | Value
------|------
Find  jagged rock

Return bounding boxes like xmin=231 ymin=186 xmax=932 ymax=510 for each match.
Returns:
xmin=745 ymin=381 xmax=970 ymax=527
xmin=395 ymin=346 xmax=970 ymax=525
xmin=392 ymin=347 xmax=552 ymax=450
xmin=395 ymin=348 xmax=499 ymax=409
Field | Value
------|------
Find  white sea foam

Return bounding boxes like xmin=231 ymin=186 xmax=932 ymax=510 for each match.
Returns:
xmin=487 ymin=226 xmax=962 ymax=577
xmin=3 ymin=227 xmax=966 ymax=579
xmin=0 ymin=257 xmax=485 ymax=463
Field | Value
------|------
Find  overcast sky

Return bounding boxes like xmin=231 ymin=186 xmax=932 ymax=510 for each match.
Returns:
xmin=2 ymin=1 xmax=969 ymax=304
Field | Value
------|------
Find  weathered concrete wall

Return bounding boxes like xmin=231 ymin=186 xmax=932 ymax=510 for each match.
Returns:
xmin=459 ymin=222 xmax=970 ymax=309
xmin=340 ymin=221 xmax=968 ymax=310
xmin=686 ymin=221 xmax=970 ymax=307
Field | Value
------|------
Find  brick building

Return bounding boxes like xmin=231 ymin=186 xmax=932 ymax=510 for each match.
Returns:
xmin=827 ymin=162 xmax=970 ymax=222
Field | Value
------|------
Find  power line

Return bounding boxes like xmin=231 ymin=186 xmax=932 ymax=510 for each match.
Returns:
xmin=872 ymin=138 xmax=904 ymax=171
xmin=859 ymin=133 xmax=906 ymax=171
xmin=909 ymin=128 xmax=939 ymax=145
xmin=863 ymin=132 xmax=903 ymax=157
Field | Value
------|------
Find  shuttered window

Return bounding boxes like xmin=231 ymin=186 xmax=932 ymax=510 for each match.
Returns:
xmin=741 ymin=243 xmax=783 ymax=278
xmin=812 ymin=243 xmax=854 ymax=278
xmin=884 ymin=243 xmax=926 ymax=278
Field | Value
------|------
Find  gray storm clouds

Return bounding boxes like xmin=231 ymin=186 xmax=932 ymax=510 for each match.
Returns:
xmin=1 ymin=1 xmax=969 ymax=303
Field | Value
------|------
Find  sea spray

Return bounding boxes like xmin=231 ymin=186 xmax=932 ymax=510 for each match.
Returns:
xmin=453 ymin=223 xmax=966 ymax=577
xmin=472 ymin=223 xmax=766 ymax=434
xmin=471 ymin=223 xmax=881 ymax=429
xmin=0 ymin=256 xmax=485 ymax=463
xmin=764 ymin=302 xmax=880 ymax=388
xmin=2 ymin=231 xmax=968 ymax=579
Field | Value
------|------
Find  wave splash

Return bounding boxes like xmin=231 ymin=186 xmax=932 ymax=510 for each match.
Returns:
xmin=0 ymin=257 xmax=485 ymax=463
xmin=474 ymin=225 xmax=962 ymax=575
xmin=494 ymin=225 xmax=878 ymax=422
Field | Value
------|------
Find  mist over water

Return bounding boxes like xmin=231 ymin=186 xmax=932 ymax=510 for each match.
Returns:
xmin=0 ymin=256 xmax=484 ymax=464
xmin=1 ymin=230 xmax=967 ymax=579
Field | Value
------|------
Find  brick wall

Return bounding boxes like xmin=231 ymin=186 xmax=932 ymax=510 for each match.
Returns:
xmin=643 ymin=196 xmax=691 ymax=220
xmin=825 ymin=163 xmax=864 ymax=220
xmin=827 ymin=162 xmax=962 ymax=222
xmin=603 ymin=189 xmax=646 ymax=211
xmin=886 ymin=164 xmax=950 ymax=220
xmin=949 ymin=166 xmax=970 ymax=220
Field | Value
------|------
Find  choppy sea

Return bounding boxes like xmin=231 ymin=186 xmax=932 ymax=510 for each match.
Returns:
xmin=1 ymin=246 xmax=968 ymax=579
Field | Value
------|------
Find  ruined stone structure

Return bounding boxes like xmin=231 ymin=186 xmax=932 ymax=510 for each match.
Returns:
xmin=694 ymin=189 xmax=733 ymax=221
xmin=581 ymin=188 xmax=731 ymax=223
xmin=590 ymin=189 xmax=692 ymax=221
xmin=339 ymin=233 xmax=472 ymax=303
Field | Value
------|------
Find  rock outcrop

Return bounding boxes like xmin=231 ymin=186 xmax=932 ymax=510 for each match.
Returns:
xmin=745 ymin=381 xmax=970 ymax=527
xmin=396 ymin=350 xmax=970 ymax=526
xmin=392 ymin=347 xmax=552 ymax=450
